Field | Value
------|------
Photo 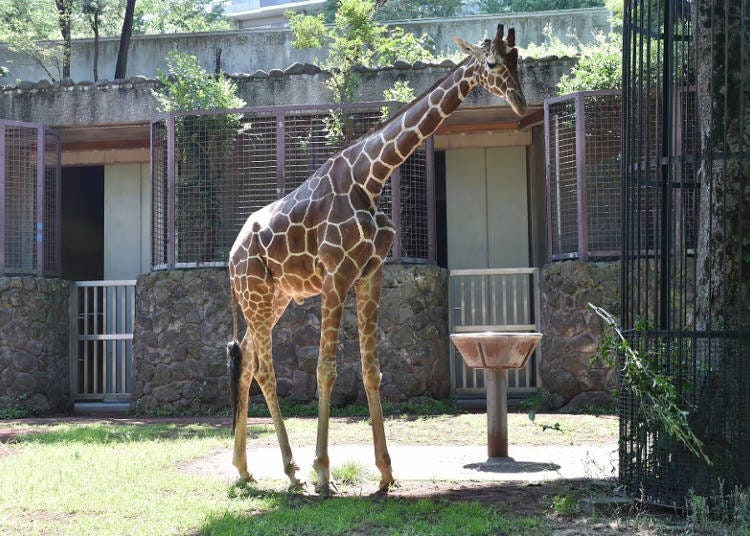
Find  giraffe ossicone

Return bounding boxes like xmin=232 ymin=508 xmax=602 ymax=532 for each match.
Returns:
xmin=227 ymin=23 xmax=528 ymax=495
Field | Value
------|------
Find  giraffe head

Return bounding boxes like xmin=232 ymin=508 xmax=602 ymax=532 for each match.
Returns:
xmin=453 ymin=24 xmax=527 ymax=116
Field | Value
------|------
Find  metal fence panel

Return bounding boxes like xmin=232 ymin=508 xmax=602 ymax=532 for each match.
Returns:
xmin=150 ymin=102 xmax=435 ymax=270
xmin=71 ymin=281 xmax=136 ymax=400
xmin=545 ymin=91 xmax=622 ymax=261
xmin=0 ymin=120 xmax=61 ymax=276
xmin=622 ymin=0 xmax=749 ymax=508
xmin=449 ymin=268 xmax=541 ymax=396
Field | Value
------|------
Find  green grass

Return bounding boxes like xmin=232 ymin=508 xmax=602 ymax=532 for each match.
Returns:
xmin=0 ymin=422 xmax=550 ymax=535
xmin=201 ymin=491 xmax=550 ymax=536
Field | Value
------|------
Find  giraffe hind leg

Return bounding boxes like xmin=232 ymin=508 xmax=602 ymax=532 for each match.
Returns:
xmin=230 ymin=332 xmax=256 ymax=482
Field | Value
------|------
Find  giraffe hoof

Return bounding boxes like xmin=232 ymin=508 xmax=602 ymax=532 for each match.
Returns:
xmin=315 ymin=480 xmax=340 ymax=497
xmin=288 ymin=480 xmax=307 ymax=493
xmin=373 ymin=478 xmax=399 ymax=495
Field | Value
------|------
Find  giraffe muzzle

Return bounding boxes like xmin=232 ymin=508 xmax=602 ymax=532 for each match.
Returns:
xmin=506 ymin=89 xmax=527 ymax=116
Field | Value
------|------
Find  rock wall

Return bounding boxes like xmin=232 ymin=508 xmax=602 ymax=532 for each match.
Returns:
xmin=0 ymin=277 xmax=71 ymax=414
xmin=131 ymin=264 xmax=449 ymax=413
xmin=539 ymin=261 xmax=620 ymax=409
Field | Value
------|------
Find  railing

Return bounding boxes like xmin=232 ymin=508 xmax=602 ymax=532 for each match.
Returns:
xmin=70 ymin=281 xmax=136 ymax=400
xmin=448 ymin=268 xmax=541 ymax=396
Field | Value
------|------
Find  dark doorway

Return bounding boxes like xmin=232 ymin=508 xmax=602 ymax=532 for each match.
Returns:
xmin=61 ymin=166 xmax=104 ymax=280
xmin=434 ymin=151 xmax=447 ymax=268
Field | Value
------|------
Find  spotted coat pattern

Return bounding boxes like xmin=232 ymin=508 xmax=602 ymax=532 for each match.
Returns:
xmin=227 ymin=24 xmax=528 ymax=495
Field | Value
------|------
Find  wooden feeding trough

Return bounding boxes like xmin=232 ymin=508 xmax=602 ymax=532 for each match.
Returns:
xmin=450 ymin=332 xmax=542 ymax=458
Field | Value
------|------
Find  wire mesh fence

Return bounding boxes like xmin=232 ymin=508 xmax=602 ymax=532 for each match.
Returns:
xmin=151 ymin=102 xmax=435 ymax=269
xmin=545 ymin=91 xmax=622 ymax=261
xmin=622 ymin=0 xmax=749 ymax=508
xmin=0 ymin=120 xmax=61 ymax=276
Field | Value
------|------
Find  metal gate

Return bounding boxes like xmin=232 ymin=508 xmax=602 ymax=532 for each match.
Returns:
xmin=70 ymin=281 xmax=136 ymax=400
xmin=449 ymin=268 xmax=541 ymax=397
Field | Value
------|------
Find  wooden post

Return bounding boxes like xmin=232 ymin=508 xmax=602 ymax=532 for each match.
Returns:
xmin=486 ymin=368 xmax=509 ymax=458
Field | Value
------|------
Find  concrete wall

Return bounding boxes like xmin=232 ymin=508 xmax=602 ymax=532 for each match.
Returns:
xmin=0 ymin=57 xmax=576 ymax=127
xmin=0 ymin=277 xmax=72 ymax=415
xmin=131 ymin=264 xmax=449 ymax=413
xmin=0 ymin=9 xmax=608 ymax=84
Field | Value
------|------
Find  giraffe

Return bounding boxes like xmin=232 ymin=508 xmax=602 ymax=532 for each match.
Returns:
xmin=227 ymin=24 xmax=528 ymax=495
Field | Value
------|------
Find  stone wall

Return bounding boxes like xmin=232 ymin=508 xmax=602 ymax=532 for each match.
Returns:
xmin=0 ymin=57 xmax=575 ymax=127
xmin=539 ymin=261 xmax=620 ymax=410
xmin=0 ymin=277 xmax=71 ymax=414
xmin=131 ymin=263 xmax=449 ymax=413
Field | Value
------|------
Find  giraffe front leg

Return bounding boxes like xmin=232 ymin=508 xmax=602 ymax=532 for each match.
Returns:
xmin=313 ymin=275 xmax=347 ymax=496
xmin=355 ymin=268 xmax=396 ymax=493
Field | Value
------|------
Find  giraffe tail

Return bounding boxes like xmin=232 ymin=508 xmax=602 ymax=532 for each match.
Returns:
xmin=227 ymin=287 xmax=242 ymax=436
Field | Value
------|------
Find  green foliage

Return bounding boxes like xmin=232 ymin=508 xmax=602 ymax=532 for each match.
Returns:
xmin=153 ymin=49 xmax=246 ymax=262
xmin=381 ymin=79 xmax=415 ymax=119
xmin=589 ymin=303 xmax=711 ymax=465
xmin=154 ymin=49 xmax=245 ymax=113
xmin=0 ymin=406 xmax=35 ymax=420
xmin=557 ymin=30 xmax=621 ymax=93
xmin=0 ymin=0 xmax=61 ymax=80
xmin=552 ymin=492 xmax=579 ymax=517
xmin=286 ymin=0 xmax=433 ymax=104
xmin=374 ymin=0 xmax=463 ymax=20
xmin=520 ymin=22 xmax=582 ymax=59
xmin=133 ymin=0 xmax=232 ymax=34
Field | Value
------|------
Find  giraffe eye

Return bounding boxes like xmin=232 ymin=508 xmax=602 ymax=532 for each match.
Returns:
xmin=487 ymin=60 xmax=497 ymax=69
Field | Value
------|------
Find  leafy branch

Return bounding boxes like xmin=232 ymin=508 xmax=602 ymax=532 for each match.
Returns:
xmin=588 ymin=303 xmax=711 ymax=465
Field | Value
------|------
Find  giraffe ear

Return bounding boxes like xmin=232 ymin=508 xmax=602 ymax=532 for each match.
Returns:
xmin=453 ymin=37 xmax=484 ymax=60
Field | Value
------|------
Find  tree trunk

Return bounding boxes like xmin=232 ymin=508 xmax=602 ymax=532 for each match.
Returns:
xmin=114 ymin=0 xmax=137 ymax=80
xmin=692 ymin=0 xmax=750 ymax=486
xmin=92 ymin=12 xmax=100 ymax=82
xmin=55 ymin=0 xmax=72 ymax=79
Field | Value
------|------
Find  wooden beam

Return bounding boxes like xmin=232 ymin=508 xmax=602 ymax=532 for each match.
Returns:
xmin=434 ymin=130 xmax=532 ymax=151
xmin=61 ymin=139 xmax=149 ymax=152
xmin=517 ymin=108 xmax=545 ymax=131
xmin=436 ymin=121 xmax=519 ymax=135
xmin=62 ymin=148 xmax=149 ymax=166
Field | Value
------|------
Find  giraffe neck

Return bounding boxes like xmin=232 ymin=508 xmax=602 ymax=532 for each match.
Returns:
xmin=348 ymin=59 xmax=480 ymax=201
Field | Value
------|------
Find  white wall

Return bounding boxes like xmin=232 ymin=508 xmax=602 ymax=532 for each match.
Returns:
xmin=104 ymin=163 xmax=151 ymax=280
xmin=446 ymin=146 xmax=529 ymax=269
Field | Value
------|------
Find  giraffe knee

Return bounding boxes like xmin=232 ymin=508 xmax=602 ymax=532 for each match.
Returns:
xmin=362 ymin=366 xmax=382 ymax=393
xmin=317 ymin=361 xmax=337 ymax=391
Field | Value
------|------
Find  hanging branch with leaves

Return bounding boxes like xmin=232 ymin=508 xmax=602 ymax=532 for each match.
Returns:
xmin=588 ymin=303 xmax=711 ymax=465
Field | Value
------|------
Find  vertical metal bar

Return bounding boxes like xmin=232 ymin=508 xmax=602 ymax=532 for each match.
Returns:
xmin=391 ymin=167 xmax=402 ymax=262
xmin=103 ymin=285 xmax=108 ymax=394
xmin=512 ymin=274 xmax=519 ymax=325
xmin=425 ymin=136 xmax=436 ymax=262
xmin=491 ymin=275 xmax=497 ymax=326
xmin=481 ymin=273 xmax=487 ymax=327
xmin=0 ymin=124 xmax=5 ymax=272
xmin=83 ymin=286 xmax=89 ymax=394
xmin=55 ymin=132 xmax=62 ymax=275
xmin=502 ymin=276 xmax=508 ymax=325
xmin=93 ymin=286 xmax=99 ymax=393
xmin=121 ymin=285 xmax=126 ymax=393
xmin=69 ymin=284 xmax=79 ymax=399
xmin=543 ymin=101 xmax=553 ymax=261
xmin=36 ymin=127 xmax=44 ymax=274
xmin=575 ymin=93 xmax=589 ymax=261
xmin=276 ymin=110 xmax=286 ymax=197
xmin=166 ymin=114 xmax=176 ymax=268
